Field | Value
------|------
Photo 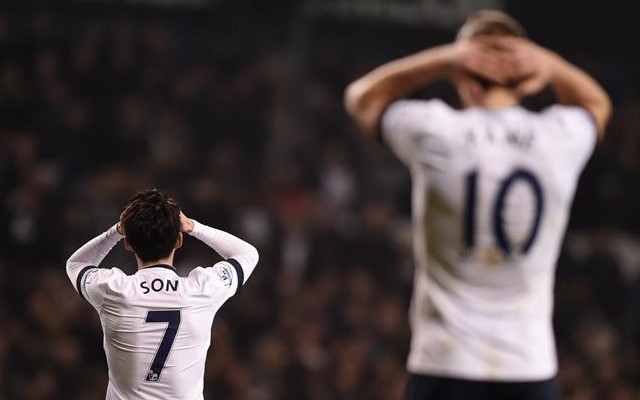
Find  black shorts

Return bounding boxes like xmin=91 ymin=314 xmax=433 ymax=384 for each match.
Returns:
xmin=403 ymin=373 xmax=561 ymax=400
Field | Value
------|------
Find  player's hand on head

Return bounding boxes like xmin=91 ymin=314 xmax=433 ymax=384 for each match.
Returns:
xmin=179 ymin=211 xmax=194 ymax=233
xmin=496 ymin=37 xmax=556 ymax=97
xmin=450 ymin=38 xmax=512 ymax=86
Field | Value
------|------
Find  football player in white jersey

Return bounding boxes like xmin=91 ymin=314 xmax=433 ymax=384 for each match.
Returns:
xmin=344 ymin=10 xmax=611 ymax=400
xmin=66 ymin=188 xmax=259 ymax=400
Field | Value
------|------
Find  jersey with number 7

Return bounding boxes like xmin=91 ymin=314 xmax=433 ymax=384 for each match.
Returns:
xmin=66 ymin=221 xmax=259 ymax=400
xmin=382 ymin=99 xmax=596 ymax=381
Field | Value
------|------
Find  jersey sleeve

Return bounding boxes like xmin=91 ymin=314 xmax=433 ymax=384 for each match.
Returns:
xmin=380 ymin=99 xmax=452 ymax=166
xmin=542 ymin=105 xmax=598 ymax=170
xmin=187 ymin=220 xmax=259 ymax=293
xmin=66 ymin=224 xmax=125 ymax=309
xmin=187 ymin=259 xmax=244 ymax=304
xmin=81 ymin=267 xmax=127 ymax=310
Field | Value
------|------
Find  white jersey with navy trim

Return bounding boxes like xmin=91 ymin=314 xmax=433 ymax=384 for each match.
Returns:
xmin=66 ymin=221 xmax=259 ymax=400
xmin=381 ymin=99 xmax=596 ymax=381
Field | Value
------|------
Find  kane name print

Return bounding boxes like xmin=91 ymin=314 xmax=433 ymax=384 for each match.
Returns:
xmin=465 ymin=127 xmax=535 ymax=150
xmin=140 ymin=278 xmax=179 ymax=294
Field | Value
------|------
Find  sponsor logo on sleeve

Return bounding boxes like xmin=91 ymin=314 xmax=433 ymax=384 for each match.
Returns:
xmin=83 ymin=269 xmax=99 ymax=287
xmin=214 ymin=264 xmax=233 ymax=288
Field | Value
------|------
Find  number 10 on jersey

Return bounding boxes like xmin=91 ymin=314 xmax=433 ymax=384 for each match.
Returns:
xmin=462 ymin=168 xmax=544 ymax=257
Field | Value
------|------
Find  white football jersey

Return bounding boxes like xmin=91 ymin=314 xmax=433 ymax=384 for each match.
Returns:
xmin=66 ymin=221 xmax=259 ymax=399
xmin=381 ymin=99 xmax=596 ymax=381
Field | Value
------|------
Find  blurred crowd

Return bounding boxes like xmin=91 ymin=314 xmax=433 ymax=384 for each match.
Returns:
xmin=1 ymin=3 xmax=640 ymax=399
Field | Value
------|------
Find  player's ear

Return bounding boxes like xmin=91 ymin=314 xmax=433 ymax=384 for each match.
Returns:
xmin=455 ymin=74 xmax=485 ymax=107
xmin=124 ymin=238 xmax=134 ymax=252
xmin=174 ymin=232 xmax=183 ymax=250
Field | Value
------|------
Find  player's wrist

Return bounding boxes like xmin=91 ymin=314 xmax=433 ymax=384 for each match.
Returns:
xmin=437 ymin=42 xmax=480 ymax=81
xmin=188 ymin=219 xmax=203 ymax=236
xmin=538 ymin=48 xmax=564 ymax=80
xmin=113 ymin=223 xmax=125 ymax=237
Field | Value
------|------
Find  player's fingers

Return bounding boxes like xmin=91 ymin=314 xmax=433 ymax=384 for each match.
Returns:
xmin=494 ymin=42 xmax=534 ymax=76
xmin=463 ymin=49 xmax=510 ymax=84
xmin=179 ymin=211 xmax=194 ymax=233
xmin=505 ymin=50 xmax=542 ymax=81
xmin=117 ymin=221 xmax=126 ymax=236
xmin=491 ymin=36 xmax=530 ymax=52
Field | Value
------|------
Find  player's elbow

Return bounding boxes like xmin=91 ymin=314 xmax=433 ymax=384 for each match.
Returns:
xmin=598 ymin=95 xmax=613 ymax=133
xmin=66 ymin=255 xmax=79 ymax=272
xmin=65 ymin=258 xmax=82 ymax=282
xmin=344 ymin=81 xmax=384 ymax=139
xmin=246 ymin=245 xmax=259 ymax=268
xmin=344 ymin=81 xmax=365 ymax=121
xmin=591 ymin=95 xmax=613 ymax=139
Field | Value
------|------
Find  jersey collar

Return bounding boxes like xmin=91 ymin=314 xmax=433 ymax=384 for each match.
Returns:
xmin=137 ymin=264 xmax=177 ymax=273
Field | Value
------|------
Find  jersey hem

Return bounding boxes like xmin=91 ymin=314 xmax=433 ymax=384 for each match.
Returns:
xmin=406 ymin=362 xmax=557 ymax=382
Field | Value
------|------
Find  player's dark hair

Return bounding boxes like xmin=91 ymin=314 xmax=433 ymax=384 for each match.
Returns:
xmin=121 ymin=188 xmax=181 ymax=262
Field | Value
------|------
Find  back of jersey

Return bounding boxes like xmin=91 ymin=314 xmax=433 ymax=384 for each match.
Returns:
xmin=84 ymin=264 xmax=237 ymax=400
xmin=381 ymin=99 xmax=596 ymax=381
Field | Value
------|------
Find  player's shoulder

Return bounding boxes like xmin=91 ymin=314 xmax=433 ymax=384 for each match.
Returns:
xmin=533 ymin=104 xmax=598 ymax=162
xmin=188 ymin=262 xmax=236 ymax=292
xmin=382 ymin=98 xmax=456 ymax=137
xmin=84 ymin=266 xmax=128 ymax=285
xmin=385 ymin=98 xmax=454 ymax=118
xmin=80 ymin=267 xmax=129 ymax=305
xmin=540 ymin=104 xmax=597 ymax=128
xmin=538 ymin=104 xmax=598 ymax=143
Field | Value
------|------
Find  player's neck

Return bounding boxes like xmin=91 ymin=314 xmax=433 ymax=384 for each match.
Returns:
xmin=135 ymin=255 xmax=175 ymax=270
xmin=475 ymin=88 xmax=520 ymax=109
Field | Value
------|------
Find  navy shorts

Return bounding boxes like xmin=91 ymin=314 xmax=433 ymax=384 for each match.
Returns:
xmin=403 ymin=373 xmax=561 ymax=400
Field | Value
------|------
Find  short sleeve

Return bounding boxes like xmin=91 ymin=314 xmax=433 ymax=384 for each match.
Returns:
xmin=188 ymin=258 xmax=243 ymax=304
xmin=81 ymin=267 xmax=127 ymax=310
xmin=381 ymin=99 xmax=452 ymax=165
xmin=542 ymin=105 xmax=598 ymax=170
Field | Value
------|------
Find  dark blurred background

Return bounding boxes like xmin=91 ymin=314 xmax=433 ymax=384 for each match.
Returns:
xmin=1 ymin=0 xmax=640 ymax=399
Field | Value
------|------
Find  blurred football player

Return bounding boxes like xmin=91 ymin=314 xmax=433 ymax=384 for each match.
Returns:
xmin=345 ymin=9 xmax=611 ymax=400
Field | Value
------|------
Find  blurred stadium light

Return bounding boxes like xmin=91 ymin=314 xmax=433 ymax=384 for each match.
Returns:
xmin=303 ymin=0 xmax=504 ymax=28
xmin=70 ymin=0 xmax=215 ymax=9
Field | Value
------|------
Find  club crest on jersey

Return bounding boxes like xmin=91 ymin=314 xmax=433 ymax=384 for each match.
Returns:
xmin=146 ymin=370 xmax=160 ymax=382
xmin=214 ymin=265 xmax=233 ymax=288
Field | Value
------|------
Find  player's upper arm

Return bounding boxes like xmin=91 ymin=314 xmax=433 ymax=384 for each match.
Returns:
xmin=548 ymin=55 xmax=612 ymax=140
xmin=584 ymin=101 xmax=611 ymax=142
xmin=344 ymin=79 xmax=392 ymax=141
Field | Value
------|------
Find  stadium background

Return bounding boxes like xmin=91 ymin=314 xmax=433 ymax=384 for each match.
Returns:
xmin=1 ymin=0 xmax=639 ymax=398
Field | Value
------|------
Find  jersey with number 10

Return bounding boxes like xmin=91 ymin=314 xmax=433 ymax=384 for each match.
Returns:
xmin=382 ymin=99 xmax=596 ymax=381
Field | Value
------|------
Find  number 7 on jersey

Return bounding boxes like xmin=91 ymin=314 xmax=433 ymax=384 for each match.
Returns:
xmin=145 ymin=310 xmax=181 ymax=382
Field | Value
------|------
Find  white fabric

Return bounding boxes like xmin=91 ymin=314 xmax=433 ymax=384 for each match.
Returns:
xmin=382 ymin=99 xmax=596 ymax=381
xmin=66 ymin=221 xmax=258 ymax=399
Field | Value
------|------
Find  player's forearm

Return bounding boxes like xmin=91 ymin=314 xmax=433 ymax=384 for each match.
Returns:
xmin=547 ymin=53 xmax=612 ymax=136
xmin=66 ymin=224 xmax=123 ymax=281
xmin=345 ymin=45 xmax=453 ymax=137
xmin=188 ymin=220 xmax=259 ymax=282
